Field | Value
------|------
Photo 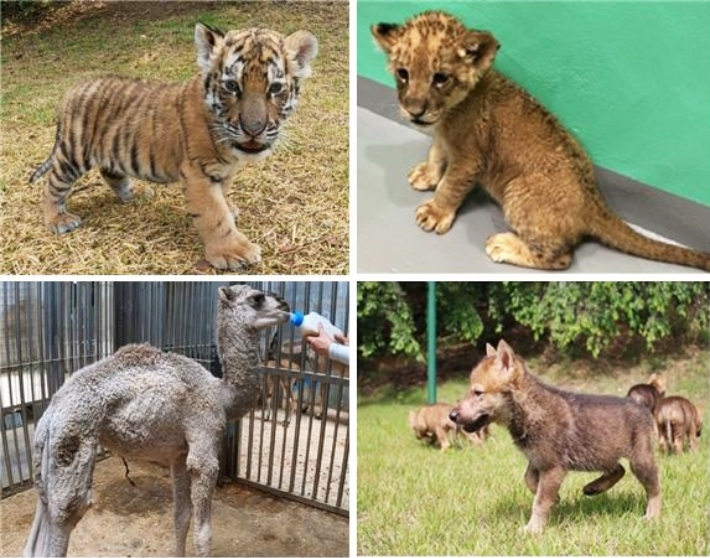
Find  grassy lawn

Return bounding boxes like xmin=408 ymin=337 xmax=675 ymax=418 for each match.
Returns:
xmin=0 ymin=1 xmax=348 ymax=274
xmin=358 ymin=349 xmax=710 ymax=555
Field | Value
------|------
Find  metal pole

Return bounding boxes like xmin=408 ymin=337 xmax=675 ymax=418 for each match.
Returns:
xmin=427 ymin=282 xmax=436 ymax=404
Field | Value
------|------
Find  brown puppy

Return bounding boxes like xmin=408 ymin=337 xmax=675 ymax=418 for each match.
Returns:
xmin=450 ymin=340 xmax=661 ymax=533
xmin=372 ymin=11 xmax=710 ymax=271
xmin=409 ymin=402 xmax=487 ymax=450
xmin=655 ymin=395 xmax=703 ymax=453
xmin=627 ymin=373 xmax=667 ymax=413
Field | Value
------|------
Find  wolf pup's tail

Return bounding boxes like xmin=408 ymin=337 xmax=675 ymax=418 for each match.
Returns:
xmin=664 ymin=419 xmax=673 ymax=455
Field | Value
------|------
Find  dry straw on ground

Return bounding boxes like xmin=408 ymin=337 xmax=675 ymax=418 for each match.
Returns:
xmin=0 ymin=1 xmax=349 ymax=275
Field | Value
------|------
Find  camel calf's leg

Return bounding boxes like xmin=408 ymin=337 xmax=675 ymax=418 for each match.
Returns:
xmin=187 ymin=443 xmax=219 ymax=556
xmin=172 ymin=456 xmax=193 ymax=557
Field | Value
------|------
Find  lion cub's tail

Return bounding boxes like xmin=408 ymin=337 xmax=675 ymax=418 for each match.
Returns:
xmin=588 ymin=203 xmax=710 ymax=272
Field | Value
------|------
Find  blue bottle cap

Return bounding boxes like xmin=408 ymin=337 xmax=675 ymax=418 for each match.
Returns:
xmin=290 ymin=311 xmax=304 ymax=326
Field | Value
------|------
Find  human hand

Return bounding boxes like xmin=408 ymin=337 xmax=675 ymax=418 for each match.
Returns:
xmin=305 ymin=323 xmax=334 ymax=356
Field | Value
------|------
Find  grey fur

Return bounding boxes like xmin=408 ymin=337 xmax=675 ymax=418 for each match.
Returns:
xmin=23 ymin=285 xmax=289 ymax=557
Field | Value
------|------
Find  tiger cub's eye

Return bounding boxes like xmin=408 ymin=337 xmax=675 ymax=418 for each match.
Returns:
xmin=224 ymin=80 xmax=241 ymax=95
xmin=268 ymin=82 xmax=284 ymax=96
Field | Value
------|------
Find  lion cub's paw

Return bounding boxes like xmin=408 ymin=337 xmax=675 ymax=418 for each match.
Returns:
xmin=415 ymin=199 xmax=455 ymax=234
xmin=206 ymin=239 xmax=262 ymax=270
xmin=485 ymin=232 xmax=524 ymax=264
xmin=407 ymin=162 xmax=440 ymax=192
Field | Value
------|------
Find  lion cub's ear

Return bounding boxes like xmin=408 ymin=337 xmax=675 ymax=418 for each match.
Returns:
xmin=371 ymin=23 xmax=402 ymax=53
xmin=458 ymin=31 xmax=500 ymax=71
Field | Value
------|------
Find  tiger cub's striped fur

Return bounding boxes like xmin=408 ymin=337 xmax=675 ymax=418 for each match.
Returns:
xmin=31 ymin=22 xmax=318 ymax=270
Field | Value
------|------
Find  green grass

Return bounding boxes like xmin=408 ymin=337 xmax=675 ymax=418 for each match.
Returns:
xmin=358 ymin=351 xmax=710 ymax=555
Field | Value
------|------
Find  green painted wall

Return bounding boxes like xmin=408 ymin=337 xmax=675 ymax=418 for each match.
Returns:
xmin=358 ymin=0 xmax=710 ymax=208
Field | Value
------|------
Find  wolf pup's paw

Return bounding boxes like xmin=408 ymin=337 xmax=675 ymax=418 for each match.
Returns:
xmin=415 ymin=199 xmax=455 ymax=234
xmin=522 ymin=519 xmax=545 ymax=535
xmin=408 ymin=162 xmax=441 ymax=192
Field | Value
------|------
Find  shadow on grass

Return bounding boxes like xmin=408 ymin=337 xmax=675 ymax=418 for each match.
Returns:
xmin=490 ymin=488 xmax=646 ymax=529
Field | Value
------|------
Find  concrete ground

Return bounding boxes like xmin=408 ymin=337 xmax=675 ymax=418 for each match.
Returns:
xmin=357 ymin=106 xmax=707 ymax=274
xmin=0 ymin=459 xmax=348 ymax=557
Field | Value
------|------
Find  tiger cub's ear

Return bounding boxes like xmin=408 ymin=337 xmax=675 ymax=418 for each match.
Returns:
xmin=195 ymin=22 xmax=225 ymax=75
xmin=285 ymin=31 xmax=318 ymax=80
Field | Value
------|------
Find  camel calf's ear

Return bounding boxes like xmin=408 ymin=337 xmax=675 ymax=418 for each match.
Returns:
xmin=458 ymin=30 xmax=499 ymax=71
xmin=218 ymin=286 xmax=237 ymax=305
xmin=372 ymin=22 xmax=401 ymax=53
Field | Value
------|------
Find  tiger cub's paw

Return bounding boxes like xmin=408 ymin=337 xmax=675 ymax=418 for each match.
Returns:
xmin=408 ymin=162 xmax=440 ymax=192
xmin=206 ymin=238 xmax=262 ymax=270
xmin=415 ymin=199 xmax=456 ymax=234
xmin=48 ymin=213 xmax=82 ymax=235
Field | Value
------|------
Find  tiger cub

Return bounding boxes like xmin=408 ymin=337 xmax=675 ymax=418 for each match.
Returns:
xmin=31 ymin=22 xmax=318 ymax=270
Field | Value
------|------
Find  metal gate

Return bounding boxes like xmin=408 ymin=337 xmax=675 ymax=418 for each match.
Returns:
xmin=0 ymin=281 xmax=349 ymax=516
xmin=225 ymin=281 xmax=350 ymax=516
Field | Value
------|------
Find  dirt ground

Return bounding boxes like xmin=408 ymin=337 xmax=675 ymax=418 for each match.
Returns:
xmin=0 ymin=458 xmax=348 ymax=557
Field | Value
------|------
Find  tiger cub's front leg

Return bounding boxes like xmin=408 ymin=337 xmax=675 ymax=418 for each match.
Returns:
xmin=182 ymin=165 xmax=261 ymax=269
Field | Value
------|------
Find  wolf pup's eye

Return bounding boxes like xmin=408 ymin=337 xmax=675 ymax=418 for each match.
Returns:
xmin=432 ymin=72 xmax=450 ymax=86
xmin=472 ymin=388 xmax=484 ymax=397
xmin=224 ymin=80 xmax=241 ymax=95
xmin=396 ymin=68 xmax=409 ymax=82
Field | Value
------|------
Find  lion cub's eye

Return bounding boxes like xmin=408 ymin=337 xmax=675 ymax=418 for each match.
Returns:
xmin=432 ymin=73 xmax=450 ymax=86
xmin=268 ymin=82 xmax=284 ymax=96
xmin=395 ymin=68 xmax=409 ymax=82
xmin=223 ymin=80 xmax=241 ymax=96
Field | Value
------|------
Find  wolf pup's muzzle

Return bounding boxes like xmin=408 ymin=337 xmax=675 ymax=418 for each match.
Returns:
xmin=449 ymin=409 xmax=492 ymax=433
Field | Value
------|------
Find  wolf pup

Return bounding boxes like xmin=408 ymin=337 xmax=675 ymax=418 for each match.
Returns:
xmin=655 ymin=395 xmax=703 ymax=454
xmin=371 ymin=11 xmax=710 ymax=271
xmin=409 ymin=402 xmax=459 ymax=450
xmin=450 ymin=340 xmax=661 ymax=533
xmin=409 ymin=402 xmax=487 ymax=450
xmin=627 ymin=373 xmax=667 ymax=413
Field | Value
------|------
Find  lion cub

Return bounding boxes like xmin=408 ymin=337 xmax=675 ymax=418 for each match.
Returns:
xmin=372 ymin=11 xmax=710 ymax=271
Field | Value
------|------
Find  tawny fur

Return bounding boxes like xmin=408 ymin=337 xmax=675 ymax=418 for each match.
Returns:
xmin=626 ymin=373 xmax=667 ymax=414
xmin=372 ymin=11 xmax=710 ymax=271
xmin=655 ymin=395 xmax=703 ymax=454
xmin=409 ymin=402 xmax=487 ymax=451
xmin=450 ymin=340 xmax=661 ymax=533
xmin=32 ymin=23 xmax=317 ymax=270
xmin=23 ymin=286 xmax=290 ymax=557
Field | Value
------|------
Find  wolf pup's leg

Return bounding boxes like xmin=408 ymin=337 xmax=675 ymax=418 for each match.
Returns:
xmin=524 ymin=466 xmax=567 ymax=534
xmin=524 ymin=463 xmax=539 ymax=495
xmin=434 ymin=425 xmax=451 ymax=451
xmin=629 ymin=455 xmax=661 ymax=520
xmin=582 ymin=463 xmax=625 ymax=495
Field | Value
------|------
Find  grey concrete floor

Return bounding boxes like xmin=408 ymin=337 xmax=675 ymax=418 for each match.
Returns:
xmin=357 ymin=106 xmax=706 ymax=274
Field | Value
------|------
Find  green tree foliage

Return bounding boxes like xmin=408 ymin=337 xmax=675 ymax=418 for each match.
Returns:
xmin=357 ymin=282 xmax=422 ymax=360
xmin=357 ymin=282 xmax=709 ymax=361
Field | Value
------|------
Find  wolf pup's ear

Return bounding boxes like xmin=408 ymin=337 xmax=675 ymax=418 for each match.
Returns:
xmin=371 ymin=22 xmax=401 ymax=53
xmin=486 ymin=343 xmax=497 ymax=357
xmin=195 ymin=22 xmax=225 ymax=76
xmin=458 ymin=30 xmax=499 ymax=71
xmin=496 ymin=339 xmax=516 ymax=371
